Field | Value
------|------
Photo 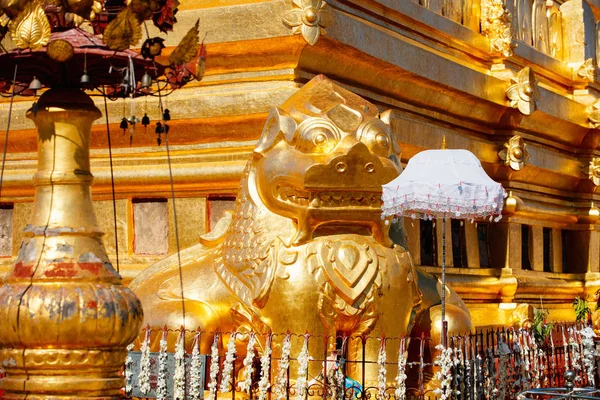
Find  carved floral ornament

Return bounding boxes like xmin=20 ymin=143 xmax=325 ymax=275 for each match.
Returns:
xmin=584 ymin=158 xmax=600 ymax=186
xmin=575 ymin=58 xmax=596 ymax=82
xmin=588 ymin=99 xmax=600 ymax=129
xmin=506 ymin=67 xmax=536 ymax=116
xmin=498 ymin=135 xmax=529 ymax=171
xmin=283 ymin=0 xmax=331 ymax=45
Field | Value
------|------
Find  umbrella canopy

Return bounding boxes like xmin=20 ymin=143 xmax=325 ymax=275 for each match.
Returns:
xmin=382 ymin=149 xmax=506 ymax=221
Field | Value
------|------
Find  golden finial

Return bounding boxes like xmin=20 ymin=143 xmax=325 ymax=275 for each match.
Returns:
xmin=441 ymin=135 xmax=447 ymax=150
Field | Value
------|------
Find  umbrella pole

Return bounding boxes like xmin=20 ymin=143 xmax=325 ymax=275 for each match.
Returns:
xmin=441 ymin=216 xmax=447 ymax=348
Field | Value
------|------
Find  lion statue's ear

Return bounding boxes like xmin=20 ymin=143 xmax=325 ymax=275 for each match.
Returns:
xmin=379 ymin=109 xmax=402 ymax=156
xmin=254 ymin=107 xmax=298 ymax=154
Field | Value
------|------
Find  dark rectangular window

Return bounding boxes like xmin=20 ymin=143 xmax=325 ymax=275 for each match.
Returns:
xmin=451 ymin=219 xmax=467 ymax=268
xmin=543 ymin=227 xmax=552 ymax=272
xmin=420 ymin=219 xmax=436 ymax=266
xmin=522 ymin=224 xmax=531 ymax=270
xmin=477 ymin=223 xmax=491 ymax=268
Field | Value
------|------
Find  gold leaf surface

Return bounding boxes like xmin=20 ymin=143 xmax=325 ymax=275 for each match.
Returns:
xmin=169 ymin=19 xmax=199 ymax=66
xmin=102 ymin=7 xmax=142 ymax=50
xmin=10 ymin=1 xmax=50 ymax=50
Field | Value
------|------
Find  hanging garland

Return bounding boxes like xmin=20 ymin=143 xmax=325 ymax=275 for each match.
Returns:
xmin=124 ymin=343 xmax=135 ymax=397
xmin=394 ymin=338 xmax=407 ymax=400
xmin=207 ymin=334 xmax=220 ymax=400
xmin=189 ymin=333 xmax=203 ymax=400
xmin=257 ymin=335 xmax=272 ymax=400
xmin=274 ymin=334 xmax=292 ymax=400
xmin=173 ymin=329 xmax=186 ymax=400
xmin=138 ymin=328 xmax=152 ymax=396
xmin=239 ymin=333 xmax=257 ymax=393
xmin=220 ymin=332 xmax=237 ymax=392
xmin=377 ymin=339 xmax=387 ymax=400
xmin=580 ymin=326 xmax=597 ymax=387
xmin=157 ymin=330 xmax=169 ymax=400
xmin=296 ymin=334 xmax=310 ymax=400
xmin=433 ymin=345 xmax=453 ymax=400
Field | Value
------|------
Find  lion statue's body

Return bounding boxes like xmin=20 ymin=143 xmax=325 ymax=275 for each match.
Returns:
xmin=130 ymin=75 xmax=472 ymax=384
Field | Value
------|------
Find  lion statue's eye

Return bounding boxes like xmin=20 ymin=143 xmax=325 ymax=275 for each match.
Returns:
xmin=296 ymin=118 xmax=340 ymax=153
xmin=357 ymin=119 xmax=393 ymax=157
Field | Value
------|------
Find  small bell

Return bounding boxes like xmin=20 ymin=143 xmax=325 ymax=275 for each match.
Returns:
xmin=29 ymin=76 xmax=42 ymax=91
xmin=162 ymin=109 xmax=170 ymax=121
xmin=156 ymin=122 xmax=163 ymax=146
xmin=141 ymin=113 xmax=150 ymax=133
xmin=120 ymin=118 xmax=128 ymax=132
xmin=80 ymin=73 xmax=91 ymax=85
xmin=141 ymin=72 xmax=152 ymax=89
xmin=128 ymin=115 xmax=139 ymax=125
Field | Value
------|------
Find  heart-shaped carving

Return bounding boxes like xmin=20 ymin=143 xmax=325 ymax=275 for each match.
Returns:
xmin=338 ymin=245 xmax=359 ymax=271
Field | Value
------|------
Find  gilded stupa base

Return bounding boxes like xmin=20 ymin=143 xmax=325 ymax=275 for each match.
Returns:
xmin=0 ymin=88 xmax=143 ymax=398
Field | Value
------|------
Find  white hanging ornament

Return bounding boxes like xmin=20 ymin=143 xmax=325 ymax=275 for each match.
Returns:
xmin=239 ymin=332 xmax=257 ymax=393
xmin=220 ymin=332 xmax=237 ymax=392
xmin=173 ymin=328 xmax=186 ymax=400
xmin=138 ymin=327 xmax=152 ymax=396
xmin=189 ymin=332 xmax=204 ymax=400
xmin=156 ymin=328 xmax=169 ymax=400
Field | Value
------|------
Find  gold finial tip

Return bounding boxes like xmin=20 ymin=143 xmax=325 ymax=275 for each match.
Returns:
xmin=441 ymin=135 xmax=447 ymax=150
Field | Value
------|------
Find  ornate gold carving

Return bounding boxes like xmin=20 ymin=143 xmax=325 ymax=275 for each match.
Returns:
xmin=131 ymin=76 xmax=472 ymax=385
xmin=506 ymin=67 xmax=536 ymax=115
xmin=480 ymin=0 xmax=513 ymax=58
xmin=9 ymin=1 xmax=50 ymax=50
xmin=575 ymin=58 xmax=596 ymax=82
xmin=498 ymin=135 xmax=529 ymax=170
xmin=283 ymin=0 xmax=331 ymax=45
xmin=588 ymin=99 xmax=600 ymax=129
xmin=102 ymin=7 xmax=142 ymax=50
xmin=584 ymin=158 xmax=600 ymax=186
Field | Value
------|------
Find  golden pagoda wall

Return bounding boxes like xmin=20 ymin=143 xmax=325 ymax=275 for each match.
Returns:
xmin=2 ymin=0 xmax=600 ymax=327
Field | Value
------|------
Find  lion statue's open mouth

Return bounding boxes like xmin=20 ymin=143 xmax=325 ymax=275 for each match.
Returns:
xmin=251 ymin=77 xmax=401 ymax=245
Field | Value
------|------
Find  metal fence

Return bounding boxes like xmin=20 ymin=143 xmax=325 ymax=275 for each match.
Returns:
xmin=125 ymin=323 xmax=598 ymax=400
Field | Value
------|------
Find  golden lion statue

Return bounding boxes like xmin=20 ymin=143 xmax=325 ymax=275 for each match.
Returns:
xmin=130 ymin=75 xmax=472 ymax=383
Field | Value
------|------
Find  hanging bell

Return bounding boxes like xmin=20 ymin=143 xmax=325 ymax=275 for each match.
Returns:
xmin=141 ymin=72 xmax=152 ymax=89
xmin=155 ymin=122 xmax=163 ymax=146
xmin=29 ymin=76 xmax=42 ymax=91
xmin=128 ymin=115 xmax=139 ymax=125
xmin=141 ymin=113 xmax=150 ymax=127
xmin=80 ymin=73 xmax=91 ymax=85
xmin=120 ymin=118 xmax=128 ymax=131
xmin=162 ymin=109 xmax=170 ymax=121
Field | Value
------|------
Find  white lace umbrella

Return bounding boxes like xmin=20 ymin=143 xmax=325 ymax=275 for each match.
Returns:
xmin=381 ymin=149 xmax=506 ymax=345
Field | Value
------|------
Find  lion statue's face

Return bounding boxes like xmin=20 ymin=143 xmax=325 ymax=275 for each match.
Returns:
xmin=251 ymin=76 xmax=401 ymax=246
